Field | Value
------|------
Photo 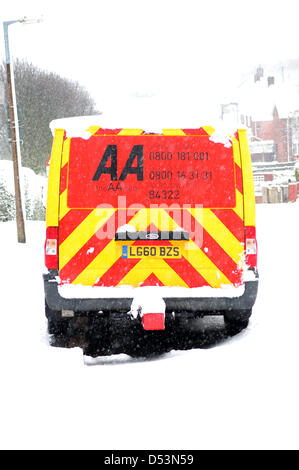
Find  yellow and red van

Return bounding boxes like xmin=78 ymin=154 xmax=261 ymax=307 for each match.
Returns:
xmin=43 ymin=118 xmax=258 ymax=355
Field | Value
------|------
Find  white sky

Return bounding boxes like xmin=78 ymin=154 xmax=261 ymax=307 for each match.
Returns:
xmin=1 ymin=0 xmax=299 ymax=123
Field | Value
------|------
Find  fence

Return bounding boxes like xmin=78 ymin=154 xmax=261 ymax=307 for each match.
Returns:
xmin=256 ymin=182 xmax=299 ymax=203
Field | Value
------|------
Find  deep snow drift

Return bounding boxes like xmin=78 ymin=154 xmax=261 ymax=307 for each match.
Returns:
xmin=0 ymin=202 xmax=298 ymax=450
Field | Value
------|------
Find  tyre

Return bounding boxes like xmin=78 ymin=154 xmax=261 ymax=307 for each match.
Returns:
xmin=47 ymin=317 xmax=72 ymax=347
xmin=45 ymin=299 xmax=67 ymax=346
xmin=224 ymin=309 xmax=252 ymax=335
xmin=83 ymin=315 xmax=111 ymax=357
xmin=45 ymin=299 xmax=86 ymax=348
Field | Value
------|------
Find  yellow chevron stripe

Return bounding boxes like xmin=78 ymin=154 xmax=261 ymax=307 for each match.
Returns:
xmin=46 ymin=129 xmax=64 ymax=227
xmin=162 ymin=129 xmax=186 ymax=135
xmin=72 ymin=239 xmax=129 ymax=285
xmin=117 ymin=129 xmax=143 ymax=135
xmin=146 ymin=208 xmax=178 ymax=231
xmin=72 ymin=208 xmax=150 ymax=285
xmin=238 ymin=129 xmax=256 ymax=227
xmin=232 ymin=136 xmax=245 ymax=223
xmin=58 ymin=139 xmax=71 ymax=221
xmin=64 ymin=203 xmax=244 ymax=288
xmin=122 ymin=208 xmax=179 ymax=232
xmin=232 ymin=136 xmax=241 ymax=167
xmin=72 ymin=208 xmax=184 ymax=286
xmin=70 ymin=206 xmax=233 ymax=287
xmin=183 ymin=244 xmax=231 ymax=286
xmin=233 ymin=189 xmax=244 ymax=220
xmin=59 ymin=208 xmax=116 ymax=270
xmin=155 ymin=208 xmax=232 ymax=286
xmin=87 ymin=126 xmax=101 ymax=136
xmin=202 ymin=126 xmax=215 ymax=136
xmin=61 ymin=138 xmax=71 ymax=167
xmin=59 ymin=189 xmax=69 ymax=220
xmin=189 ymin=208 xmax=244 ymax=265
xmin=117 ymin=258 xmax=188 ymax=287
xmin=56 ymin=128 xmax=247 ymax=289
xmin=136 ymin=208 xmax=230 ymax=287
xmin=158 ymin=209 xmax=231 ymax=287
xmin=153 ymin=262 xmax=189 ymax=286
xmin=117 ymin=263 xmax=157 ymax=287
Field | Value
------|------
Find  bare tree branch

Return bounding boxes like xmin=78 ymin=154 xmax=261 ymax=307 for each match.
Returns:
xmin=0 ymin=59 xmax=99 ymax=174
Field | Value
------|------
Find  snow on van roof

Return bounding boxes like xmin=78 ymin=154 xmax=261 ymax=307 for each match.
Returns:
xmin=50 ymin=115 xmax=240 ymax=142
xmin=50 ymin=115 xmax=103 ymax=139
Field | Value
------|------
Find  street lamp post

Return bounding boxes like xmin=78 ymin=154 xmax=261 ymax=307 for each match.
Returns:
xmin=3 ymin=17 xmax=42 ymax=243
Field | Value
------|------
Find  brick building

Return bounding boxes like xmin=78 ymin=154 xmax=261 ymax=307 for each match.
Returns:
xmin=222 ymin=69 xmax=299 ymax=163
xmin=249 ymin=103 xmax=299 ymax=163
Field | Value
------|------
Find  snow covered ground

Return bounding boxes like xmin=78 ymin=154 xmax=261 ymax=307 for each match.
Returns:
xmin=0 ymin=160 xmax=47 ymax=221
xmin=0 ymin=202 xmax=298 ymax=450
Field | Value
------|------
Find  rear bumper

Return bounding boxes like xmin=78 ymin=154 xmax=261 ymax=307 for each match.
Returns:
xmin=43 ymin=271 xmax=259 ymax=314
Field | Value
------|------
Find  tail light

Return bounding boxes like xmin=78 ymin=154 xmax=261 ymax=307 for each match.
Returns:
xmin=45 ymin=226 xmax=58 ymax=270
xmin=245 ymin=226 xmax=257 ymax=269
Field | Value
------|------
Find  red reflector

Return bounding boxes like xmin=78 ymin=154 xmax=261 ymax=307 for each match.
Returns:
xmin=142 ymin=313 xmax=165 ymax=331
xmin=245 ymin=226 xmax=257 ymax=268
xmin=45 ymin=226 xmax=58 ymax=270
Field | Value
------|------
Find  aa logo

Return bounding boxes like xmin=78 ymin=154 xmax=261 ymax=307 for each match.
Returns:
xmin=92 ymin=145 xmax=144 ymax=186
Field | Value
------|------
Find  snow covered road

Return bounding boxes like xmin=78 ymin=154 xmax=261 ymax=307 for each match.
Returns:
xmin=0 ymin=202 xmax=298 ymax=450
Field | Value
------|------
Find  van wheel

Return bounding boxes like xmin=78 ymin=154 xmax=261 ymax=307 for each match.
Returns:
xmin=45 ymin=299 xmax=66 ymax=346
xmin=224 ymin=309 xmax=252 ymax=335
xmin=83 ymin=315 xmax=111 ymax=357
xmin=47 ymin=317 xmax=72 ymax=347
xmin=45 ymin=299 xmax=79 ymax=348
xmin=48 ymin=317 xmax=88 ymax=348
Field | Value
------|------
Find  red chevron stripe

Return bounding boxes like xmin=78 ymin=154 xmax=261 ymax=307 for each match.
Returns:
xmin=235 ymin=163 xmax=243 ymax=194
xmin=210 ymin=209 xmax=244 ymax=242
xmin=201 ymin=229 xmax=242 ymax=285
xmin=139 ymin=273 xmax=165 ymax=286
xmin=181 ymin=128 xmax=211 ymax=136
xmin=59 ymin=232 xmax=112 ymax=284
xmin=59 ymin=209 xmax=93 ymax=244
xmin=59 ymin=213 xmax=117 ymax=283
xmin=59 ymin=163 xmax=68 ymax=195
xmin=165 ymin=257 xmax=210 ymax=287
xmin=93 ymin=225 xmax=171 ymax=286
xmin=58 ymin=206 xmax=243 ymax=287
xmin=59 ymin=209 xmax=142 ymax=284
xmin=178 ymin=213 xmax=243 ymax=286
xmin=93 ymin=257 xmax=140 ymax=287
xmin=93 ymin=128 xmax=122 ymax=136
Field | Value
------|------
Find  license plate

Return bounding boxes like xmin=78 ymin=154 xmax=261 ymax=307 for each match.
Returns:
xmin=122 ymin=245 xmax=181 ymax=259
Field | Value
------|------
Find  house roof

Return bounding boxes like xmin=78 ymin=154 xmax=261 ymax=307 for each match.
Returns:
xmin=237 ymin=77 xmax=299 ymax=122
xmin=223 ymin=70 xmax=299 ymax=123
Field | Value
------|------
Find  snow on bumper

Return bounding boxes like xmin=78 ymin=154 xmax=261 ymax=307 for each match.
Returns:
xmin=43 ymin=271 xmax=259 ymax=314
xmin=130 ymin=289 xmax=166 ymax=330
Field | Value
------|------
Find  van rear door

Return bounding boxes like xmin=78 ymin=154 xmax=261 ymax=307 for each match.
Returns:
xmin=57 ymin=127 xmax=245 ymax=289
